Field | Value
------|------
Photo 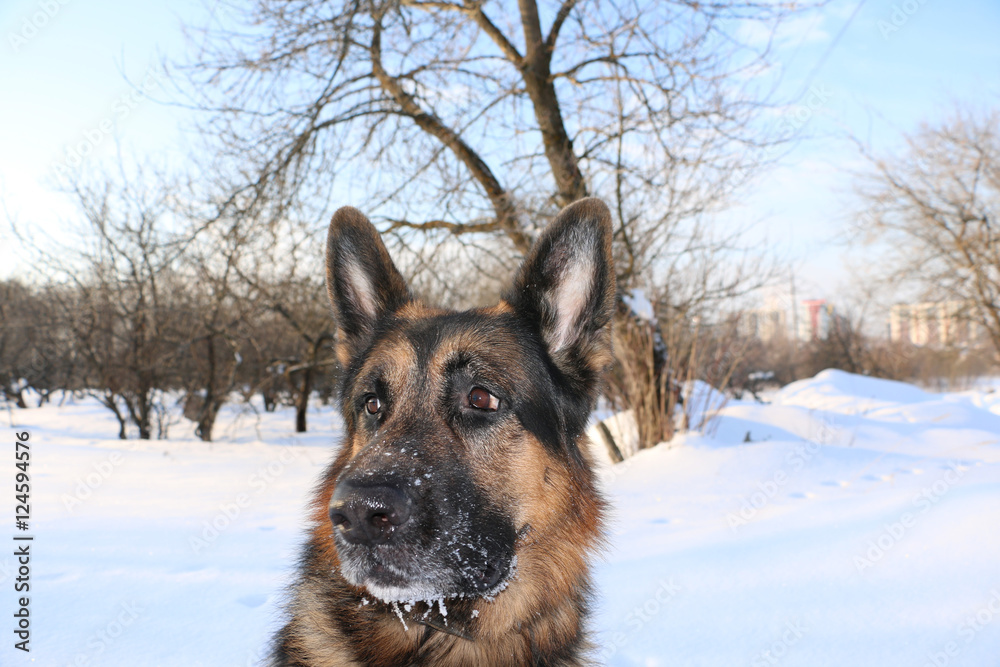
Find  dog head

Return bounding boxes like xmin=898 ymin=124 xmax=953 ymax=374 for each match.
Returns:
xmin=323 ymin=198 xmax=614 ymax=604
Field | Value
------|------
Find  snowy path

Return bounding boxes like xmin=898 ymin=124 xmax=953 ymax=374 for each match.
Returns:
xmin=1 ymin=370 xmax=999 ymax=666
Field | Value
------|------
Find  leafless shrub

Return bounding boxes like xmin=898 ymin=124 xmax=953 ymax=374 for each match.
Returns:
xmin=605 ymin=307 xmax=676 ymax=450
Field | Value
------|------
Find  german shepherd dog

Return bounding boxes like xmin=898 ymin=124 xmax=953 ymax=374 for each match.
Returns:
xmin=271 ymin=198 xmax=615 ymax=666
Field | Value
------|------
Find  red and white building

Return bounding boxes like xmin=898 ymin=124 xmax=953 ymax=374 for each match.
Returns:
xmin=740 ymin=299 xmax=842 ymax=343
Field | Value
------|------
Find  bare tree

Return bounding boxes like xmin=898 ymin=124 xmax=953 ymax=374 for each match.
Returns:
xmin=0 ymin=280 xmax=35 ymax=407
xmin=173 ymin=231 xmax=250 ymax=442
xmin=173 ymin=0 xmax=818 ymax=448
xmin=176 ymin=1 xmax=812 ymax=275
xmin=0 ymin=281 xmax=81 ymax=407
xmin=854 ymin=105 xmax=1000 ymax=360
xmin=51 ymin=164 xmax=184 ymax=439
xmin=239 ymin=259 xmax=336 ymax=434
xmin=200 ymin=214 xmax=340 ymax=433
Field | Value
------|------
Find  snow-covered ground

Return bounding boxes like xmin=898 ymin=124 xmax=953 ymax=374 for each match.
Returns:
xmin=2 ymin=369 xmax=999 ymax=666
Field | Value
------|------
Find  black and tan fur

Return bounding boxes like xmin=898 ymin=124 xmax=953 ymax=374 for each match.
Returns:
xmin=271 ymin=198 xmax=615 ymax=666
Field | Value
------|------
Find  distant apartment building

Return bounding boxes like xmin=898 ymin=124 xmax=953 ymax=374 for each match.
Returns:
xmin=739 ymin=308 xmax=788 ymax=342
xmin=798 ymin=299 xmax=835 ymax=341
xmin=889 ymin=301 xmax=983 ymax=347
xmin=740 ymin=299 xmax=839 ymax=342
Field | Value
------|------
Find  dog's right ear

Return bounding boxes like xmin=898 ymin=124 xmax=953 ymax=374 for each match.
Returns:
xmin=326 ymin=207 xmax=411 ymax=364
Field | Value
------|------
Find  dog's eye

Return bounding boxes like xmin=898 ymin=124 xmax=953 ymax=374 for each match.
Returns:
xmin=468 ymin=387 xmax=499 ymax=411
xmin=364 ymin=395 xmax=382 ymax=415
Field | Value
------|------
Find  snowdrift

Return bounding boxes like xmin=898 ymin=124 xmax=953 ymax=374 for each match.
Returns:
xmin=1 ymin=369 xmax=998 ymax=666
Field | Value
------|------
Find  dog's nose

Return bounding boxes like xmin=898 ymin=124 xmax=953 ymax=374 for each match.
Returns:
xmin=329 ymin=479 xmax=413 ymax=546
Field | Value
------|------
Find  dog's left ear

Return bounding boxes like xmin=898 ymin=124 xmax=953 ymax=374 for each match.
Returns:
xmin=504 ymin=198 xmax=616 ymax=388
xmin=326 ymin=207 xmax=411 ymax=364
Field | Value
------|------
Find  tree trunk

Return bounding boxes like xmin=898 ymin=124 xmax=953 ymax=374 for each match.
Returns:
xmin=5 ymin=387 xmax=27 ymax=409
xmin=197 ymin=404 xmax=220 ymax=442
xmin=137 ymin=389 xmax=153 ymax=440
xmin=100 ymin=393 xmax=129 ymax=440
xmin=295 ymin=367 xmax=312 ymax=433
xmin=517 ymin=0 xmax=587 ymax=207
xmin=197 ymin=335 xmax=218 ymax=442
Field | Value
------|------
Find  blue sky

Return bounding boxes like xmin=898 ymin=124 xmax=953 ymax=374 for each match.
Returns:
xmin=1 ymin=0 xmax=998 ymax=306
xmin=726 ymin=0 xmax=1000 ymax=304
